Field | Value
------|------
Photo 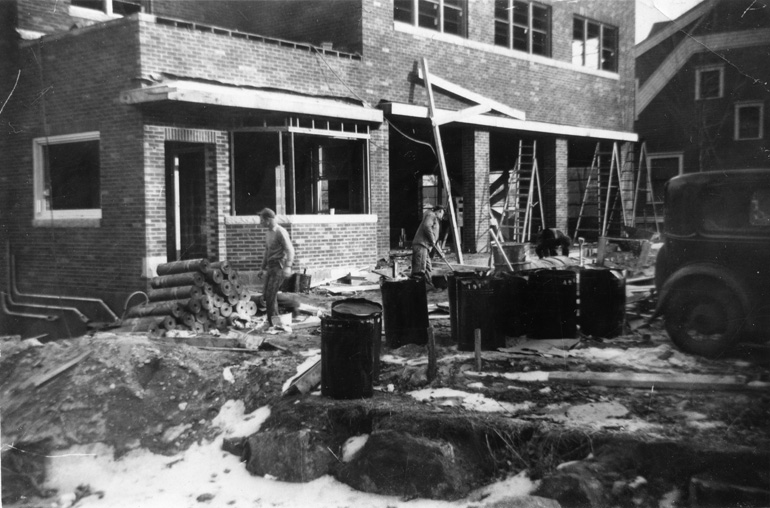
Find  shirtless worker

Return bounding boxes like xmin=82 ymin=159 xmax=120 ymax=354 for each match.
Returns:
xmin=257 ymin=208 xmax=295 ymax=326
xmin=411 ymin=205 xmax=445 ymax=282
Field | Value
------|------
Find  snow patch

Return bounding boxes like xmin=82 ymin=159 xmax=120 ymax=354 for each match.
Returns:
xmin=341 ymin=435 xmax=369 ymax=462
xmin=211 ymin=400 xmax=270 ymax=438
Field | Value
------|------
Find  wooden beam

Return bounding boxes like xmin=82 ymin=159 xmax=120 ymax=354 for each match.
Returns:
xmin=421 ymin=58 xmax=464 ymax=265
xmin=548 ymin=371 xmax=757 ymax=391
xmin=434 ymin=104 xmax=491 ymax=126
xmin=418 ymin=68 xmax=525 ymax=120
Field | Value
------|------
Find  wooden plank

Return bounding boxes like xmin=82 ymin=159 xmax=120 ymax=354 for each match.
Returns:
xmin=282 ymin=357 xmax=322 ymax=396
xmin=422 ymin=58 xmax=464 ymax=265
xmin=434 ymin=104 xmax=491 ymax=126
xmin=325 ymin=284 xmax=381 ymax=295
xmin=27 ymin=351 xmax=92 ymax=389
xmin=548 ymin=371 xmax=753 ymax=391
xmin=417 ymin=68 xmax=526 ymax=120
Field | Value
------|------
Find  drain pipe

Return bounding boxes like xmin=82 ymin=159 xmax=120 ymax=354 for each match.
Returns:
xmin=1 ymin=292 xmax=59 ymax=321
xmin=7 ymin=242 xmax=119 ymax=322
xmin=5 ymin=289 xmax=89 ymax=323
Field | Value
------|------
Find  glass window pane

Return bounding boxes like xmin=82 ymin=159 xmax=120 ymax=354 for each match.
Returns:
xmin=585 ymin=22 xmax=600 ymax=69
xmin=738 ymin=106 xmax=761 ymax=139
xmin=495 ymin=19 xmax=509 ymax=46
xmin=750 ymin=189 xmax=770 ymax=226
xmin=572 ymin=18 xmax=584 ymax=65
xmin=532 ymin=30 xmax=548 ymax=55
xmin=532 ymin=4 xmax=549 ymax=31
xmin=394 ymin=0 xmax=413 ymax=23
xmin=601 ymin=26 xmax=616 ymax=71
xmin=494 ymin=0 xmax=509 ymax=21
xmin=46 ymin=140 xmax=100 ymax=210
xmin=513 ymin=25 xmax=528 ymax=51
xmin=418 ymin=0 xmax=439 ymax=30
xmin=443 ymin=0 xmax=464 ymax=36
xmin=512 ymin=1 xmax=528 ymax=26
xmin=699 ymin=69 xmax=721 ymax=98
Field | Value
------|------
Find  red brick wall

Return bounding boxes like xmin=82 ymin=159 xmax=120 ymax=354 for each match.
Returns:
xmin=461 ymin=130 xmax=490 ymax=253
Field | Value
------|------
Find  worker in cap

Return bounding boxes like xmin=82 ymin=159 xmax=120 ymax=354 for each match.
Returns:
xmin=411 ymin=205 xmax=445 ymax=283
xmin=257 ymin=208 xmax=295 ymax=326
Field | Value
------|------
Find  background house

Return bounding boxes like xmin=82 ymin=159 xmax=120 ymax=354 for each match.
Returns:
xmin=634 ymin=0 xmax=770 ymax=229
xmin=0 ymin=0 xmax=636 ymax=321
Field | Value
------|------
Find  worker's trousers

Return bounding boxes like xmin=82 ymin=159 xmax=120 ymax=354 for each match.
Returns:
xmin=263 ymin=261 xmax=286 ymax=323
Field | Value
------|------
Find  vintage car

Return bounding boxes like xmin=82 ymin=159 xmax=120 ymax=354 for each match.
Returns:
xmin=654 ymin=168 xmax=770 ymax=357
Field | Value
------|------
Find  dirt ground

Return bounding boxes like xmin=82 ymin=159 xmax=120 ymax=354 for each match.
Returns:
xmin=2 ymin=260 xmax=770 ymax=507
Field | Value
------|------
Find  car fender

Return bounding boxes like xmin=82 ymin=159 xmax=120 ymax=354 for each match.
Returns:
xmin=653 ymin=263 xmax=751 ymax=319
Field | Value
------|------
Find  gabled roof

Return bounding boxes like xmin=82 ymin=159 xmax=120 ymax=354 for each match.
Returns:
xmin=635 ymin=0 xmax=715 ymax=58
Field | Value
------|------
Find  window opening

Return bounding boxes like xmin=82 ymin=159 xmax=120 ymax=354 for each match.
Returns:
xmin=394 ymin=0 xmax=467 ymax=37
xmin=71 ymin=0 xmax=142 ymax=16
xmin=735 ymin=102 xmax=764 ymax=140
xmin=33 ymin=132 xmax=101 ymax=220
xmin=695 ymin=66 xmax=724 ymax=100
xmin=495 ymin=0 xmax=551 ymax=56
xmin=572 ymin=17 xmax=617 ymax=72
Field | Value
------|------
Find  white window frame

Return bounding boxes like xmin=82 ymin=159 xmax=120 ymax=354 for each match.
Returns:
xmin=69 ymin=0 xmax=141 ymax=21
xmin=394 ymin=0 xmax=467 ymax=37
xmin=33 ymin=131 xmax=102 ymax=221
xmin=734 ymin=101 xmax=764 ymax=140
xmin=495 ymin=0 xmax=551 ymax=57
xmin=695 ymin=65 xmax=724 ymax=100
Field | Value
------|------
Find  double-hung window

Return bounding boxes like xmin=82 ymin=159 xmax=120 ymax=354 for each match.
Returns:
xmin=572 ymin=17 xmax=618 ymax=72
xmin=394 ymin=0 xmax=467 ymax=37
xmin=695 ymin=65 xmax=724 ymax=100
xmin=735 ymin=102 xmax=764 ymax=140
xmin=33 ymin=132 xmax=101 ymax=221
xmin=494 ymin=0 xmax=551 ymax=56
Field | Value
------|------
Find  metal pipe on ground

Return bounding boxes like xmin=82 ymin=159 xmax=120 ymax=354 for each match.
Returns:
xmin=1 ymin=292 xmax=59 ymax=321
xmin=8 ymin=243 xmax=119 ymax=323
xmin=147 ymin=285 xmax=203 ymax=302
xmin=5 ymin=289 xmax=89 ymax=323
xmin=125 ymin=301 xmax=184 ymax=319
xmin=150 ymin=272 xmax=205 ymax=289
xmin=156 ymin=258 xmax=210 ymax=276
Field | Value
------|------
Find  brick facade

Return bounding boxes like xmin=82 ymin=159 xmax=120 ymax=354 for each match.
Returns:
xmin=0 ymin=0 xmax=637 ymax=316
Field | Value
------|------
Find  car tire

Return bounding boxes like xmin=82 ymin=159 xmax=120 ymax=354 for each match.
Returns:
xmin=664 ymin=277 xmax=743 ymax=358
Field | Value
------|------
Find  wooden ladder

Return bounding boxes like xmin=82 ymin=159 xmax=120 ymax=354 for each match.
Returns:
xmin=631 ymin=142 xmax=661 ymax=234
xmin=574 ymin=142 xmax=627 ymax=240
xmin=501 ymin=139 xmax=544 ymax=243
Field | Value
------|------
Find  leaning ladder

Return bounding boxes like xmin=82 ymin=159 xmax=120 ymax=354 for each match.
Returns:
xmin=502 ymin=139 xmax=544 ymax=243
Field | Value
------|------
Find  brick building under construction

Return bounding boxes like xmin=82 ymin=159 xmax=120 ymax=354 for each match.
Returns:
xmin=0 ymin=0 xmax=637 ymax=312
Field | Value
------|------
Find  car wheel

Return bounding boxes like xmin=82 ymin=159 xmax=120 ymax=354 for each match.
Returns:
xmin=664 ymin=277 xmax=743 ymax=358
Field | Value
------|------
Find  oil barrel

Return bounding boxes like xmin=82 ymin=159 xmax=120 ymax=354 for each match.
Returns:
xmin=491 ymin=272 xmax=528 ymax=338
xmin=579 ymin=267 xmax=626 ymax=338
xmin=331 ymin=298 xmax=383 ymax=382
xmin=381 ymin=278 xmax=429 ymax=348
xmin=528 ymin=269 xmax=577 ymax=339
xmin=448 ymin=271 xmax=477 ymax=343
xmin=321 ymin=315 xmax=374 ymax=399
xmin=457 ymin=277 xmax=503 ymax=351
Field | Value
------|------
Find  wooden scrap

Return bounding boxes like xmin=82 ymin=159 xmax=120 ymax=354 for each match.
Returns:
xmin=282 ymin=357 xmax=321 ymax=396
xmin=23 ymin=351 xmax=92 ymax=390
xmin=548 ymin=371 xmax=754 ymax=391
xmin=325 ymin=284 xmax=381 ymax=295
xmin=292 ymin=316 xmax=322 ymax=330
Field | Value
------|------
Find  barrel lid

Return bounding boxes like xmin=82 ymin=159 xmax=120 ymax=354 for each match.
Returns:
xmin=332 ymin=299 xmax=382 ymax=317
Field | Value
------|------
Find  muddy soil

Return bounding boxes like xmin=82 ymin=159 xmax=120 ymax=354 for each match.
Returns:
xmin=2 ymin=273 xmax=769 ymax=507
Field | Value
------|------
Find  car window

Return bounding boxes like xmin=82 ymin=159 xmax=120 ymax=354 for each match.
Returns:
xmin=700 ymin=186 xmax=748 ymax=231
xmin=750 ymin=189 xmax=770 ymax=227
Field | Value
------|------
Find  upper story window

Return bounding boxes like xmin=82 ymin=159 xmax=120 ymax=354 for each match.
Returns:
xmin=696 ymin=65 xmax=724 ymax=100
xmin=70 ymin=0 xmax=142 ymax=18
xmin=494 ymin=0 xmax=551 ymax=56
xmin=572 ymin=17 xmax=618 ymax=72
xmin=735 ymin=101 xmax=764 ymax=140
xmin=394 ymin=0 xmax=467 ymax=37
xmin=33 ymin=132 xmax=101 ymax=221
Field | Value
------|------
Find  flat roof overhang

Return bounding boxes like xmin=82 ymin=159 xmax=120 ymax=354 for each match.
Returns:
xmin=120 ymin=81 xmax=383 ymax=124
xmin=381 ymin=102 xmax=638 ymax=142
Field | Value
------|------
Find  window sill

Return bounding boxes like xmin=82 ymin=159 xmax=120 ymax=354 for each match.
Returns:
xmin=69 ymin=5 xmax=122 ymax=21
xmin=33 ymin=217 xmax=101 ymax=228
xmin=226 ymin=214 xmax=378 ymax=225
xmin=393 ymin=22 xmax=619 ymax=80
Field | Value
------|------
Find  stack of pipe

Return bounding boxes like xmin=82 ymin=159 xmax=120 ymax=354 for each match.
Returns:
xmin=124 ymin=259 xmax=257 ymax=334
